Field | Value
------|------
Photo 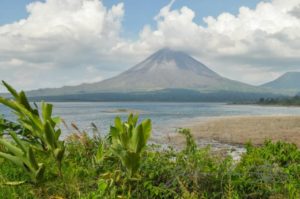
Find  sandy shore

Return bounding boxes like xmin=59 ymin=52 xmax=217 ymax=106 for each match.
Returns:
xmin=162 ymin=115 xmax=300 ymax=147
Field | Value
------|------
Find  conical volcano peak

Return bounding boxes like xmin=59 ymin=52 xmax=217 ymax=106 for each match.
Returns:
xmin=129 ymin=48 xmax=219 ymax=77
xmin=148 ymin=48 xmax=189 ymax=63
xmin=154 ymin=47 xmax=185 ymax=55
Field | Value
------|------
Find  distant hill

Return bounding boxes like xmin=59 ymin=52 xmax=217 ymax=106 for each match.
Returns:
xmin=27 ymin=48 xmax=266 ymax=98
xmin=261 ymin=72 xmax=300 ymax=93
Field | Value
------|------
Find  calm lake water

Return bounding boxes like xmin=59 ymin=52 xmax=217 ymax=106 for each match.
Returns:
xmin=2 ymin=102 xmax=300 ymax=138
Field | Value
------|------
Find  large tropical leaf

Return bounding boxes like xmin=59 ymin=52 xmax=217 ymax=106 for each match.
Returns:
xmin=0 ymin=138 xmax=24 ymax=156
xmin=0 ymin=152 xmax=24 ymax=167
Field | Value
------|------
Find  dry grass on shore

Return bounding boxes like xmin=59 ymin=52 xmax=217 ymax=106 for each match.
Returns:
xmin=166 ymin=116 xmax=300 ymax=147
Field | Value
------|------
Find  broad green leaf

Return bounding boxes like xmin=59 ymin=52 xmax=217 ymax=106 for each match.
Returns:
xmin=132 ymin=114 xmax=139 ymax=127
xmin=142 ymin=119 xmax=152 ymax=141
xmin=127 ymin=114 xmax=133 ymax=124
xmin=132 ymin=119 xmax=151 ymax=153
xmin=44 ymin=121 xmax=56 ymax=149
xmin=0 ymin=152 xmax=23 ymax=167
xmin=2 ymin=81 xmax=18 ymax=99
xmin=35 ymin=164 xmax=45 ymax=182
xmin=54 ymin=129 xmax=61 ymax=141
xmin=9 ymin=131 xmax=27 ymax=153
xmin=28 ymin=147 xmax=38 ymax=170
xmin=52 ymin=117 xmax=61 ymax=125
xmin=110 ymin=126 xmax=119 ymax=144
xmin=42 ymin=102 xmax=53 ymax=122
xmin=132 ymin=125 xmax=145 ymax=153
xmin=54 ymin=147 xmax=65 ymax=163
xmin=0 ymin=98 xmax=19 ymax=112
xmin=114 ymin=117 xmax=122 ymax=131
xmin=0 ymin=139 xmax=24 ymax=156
xmin=18 ymin=91 xmax=33 ymax=112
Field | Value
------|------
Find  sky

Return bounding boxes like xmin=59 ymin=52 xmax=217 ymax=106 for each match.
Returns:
xmin=0 ymin=0 xmax=300 ymax=91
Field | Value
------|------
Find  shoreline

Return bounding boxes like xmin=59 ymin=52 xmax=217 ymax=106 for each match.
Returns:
xmin=158 ymin=115 xmax=300 ymax=148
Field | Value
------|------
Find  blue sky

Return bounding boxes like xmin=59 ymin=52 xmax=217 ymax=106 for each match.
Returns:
xmin=1 ymin=0 xmax=268 ymax=39
xmin=0 ymin=0 xmax=299 ymax=91
xmin=102 ymin=0 xmax=269 ymax=39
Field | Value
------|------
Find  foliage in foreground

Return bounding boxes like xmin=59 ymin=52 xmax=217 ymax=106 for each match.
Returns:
xmin=0 ymin=82 xmax=299 ymax=198
xmin=0 ymin=81 xmax=65 ymax=182
xmin=1 ymin=133 xmax=299 ymax=198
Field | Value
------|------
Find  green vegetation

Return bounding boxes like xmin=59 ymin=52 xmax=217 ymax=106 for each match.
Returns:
xmin=257 ymin=96 xmax=300 ymax=106
xmin=0 ymin=81 xmax=65 ymax=180
xmin=0 ymin=82 xmax=300 ymax=198
xmin=110 ymin=114 xmax=151 ymax=178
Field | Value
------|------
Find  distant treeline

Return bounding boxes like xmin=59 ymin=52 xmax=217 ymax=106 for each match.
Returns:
xmin=28 ymin=89 xmax=282 ymax=102
xmin=257 ymin=95 xmax=300 ymax=106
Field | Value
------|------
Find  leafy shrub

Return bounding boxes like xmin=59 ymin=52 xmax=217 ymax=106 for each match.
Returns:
xmin=109 ymin=114 xmax=152 ymax=177
xmin=0 ymin=132 xmax=45 ymax=183
xmin=0 ymin=81 xmax=65 ymax=180
xmin=233 ymin=141 xmax=300 ymax=198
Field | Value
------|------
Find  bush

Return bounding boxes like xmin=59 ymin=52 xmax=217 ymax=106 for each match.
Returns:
xmin=233 ymin=141 xmax=300 ymax=198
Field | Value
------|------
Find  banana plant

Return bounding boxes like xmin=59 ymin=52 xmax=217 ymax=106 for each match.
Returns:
xmin=0 ymin=131 xmax=45 ymax=183
xmin=0 ymin=81 xmax=65 ymax=176
xmin=109 ymin=114 xmax=152 ymax=177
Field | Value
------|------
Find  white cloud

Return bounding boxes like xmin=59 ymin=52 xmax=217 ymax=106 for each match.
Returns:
xmin=118 ymin=0 xmax=300 ymax=85
xmin=1 ymin=0 xmax=300 ymax=92
xmin=0 ymin=0 xmax=125 ymax=91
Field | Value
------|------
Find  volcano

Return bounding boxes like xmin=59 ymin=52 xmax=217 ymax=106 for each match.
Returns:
xmin=28 ymin=48 xmax=264 ymax=98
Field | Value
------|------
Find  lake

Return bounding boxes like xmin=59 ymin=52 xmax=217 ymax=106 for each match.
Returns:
xmin=2 ymin=102 xmax=300 ymax=138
